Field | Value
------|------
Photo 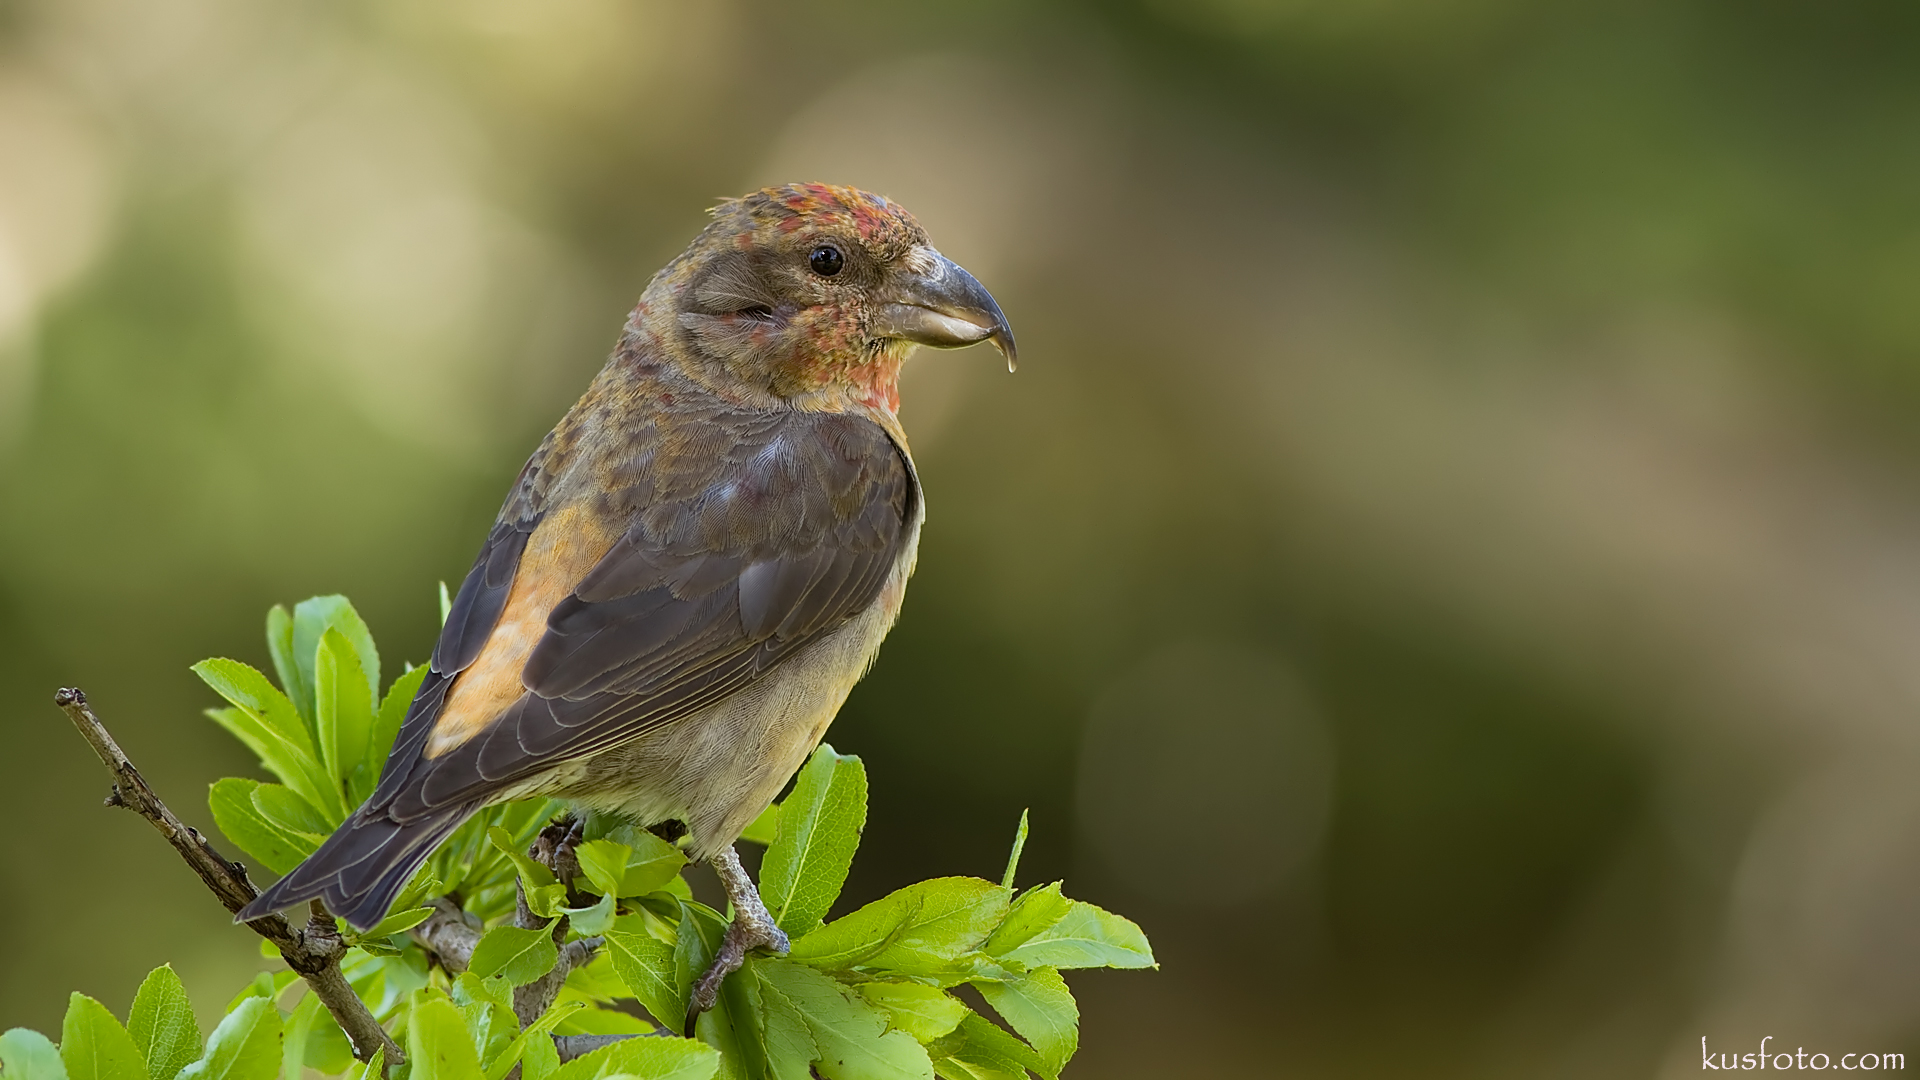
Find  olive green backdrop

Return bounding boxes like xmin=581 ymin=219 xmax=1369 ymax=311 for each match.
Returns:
xmin=4 ymin=1 xmax=1920 ymax=1076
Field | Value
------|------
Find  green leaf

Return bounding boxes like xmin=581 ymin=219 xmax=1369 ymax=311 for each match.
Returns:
xmin=249 ymin=783 xmax=330 ymax=837
xmin=127 ymin=966 xmax=200 ymax=1080
xmin=548 ymin=1035 xmax=718 ymax=1080
xmin=975 ymin=970 xmax=1076 ymax=1078
xmin=0 ymin=1028 xmax=68 ymax=1080
xmin=604 ymin=931 xmax=684 ymax=1032
xmin=522 ymin=1035 xmax=559 ymax=1080
xmin=999 ymin=812 xmax=1028 ymax=892
xmin=488 ymin=827 xmax=557 ymax=888
xmin=928 ymin=1015 xmax=1041 ymax=1080
xmin=565 ymin=892 xmax=618 ymax=936
xmin=575 ymin=840 xmax=632 ymax=898
xmin=407 ymin=997 xmax=485 ymax=1080
xmin=790 ymin=878 xmax=1009 ymax=977
xmin=606 ymin=829 xmax=687 ymax=898
xmin=358 ymin=905 xmax=433 ymax=940
xmin=265 ymin=606 xmax=302 ymax=723
xmin=759 ymin=746 xmax=868 ymax=938
xmin=453 ymin=973 xmax=513 ymax=1012
xmin=292 ymin=596 xmax=380 ymax=718
xmin=483 ymin=1000 xmax=581 ymax=1080
xmin=195 ymin=660 xmax=341 ymax=820
xmin=439 ymin=582 xmax=453 ymax=626
xmin=371 ymin=664 xmax=428 ymax=780
xmin=994 ymin=900 xmax=1154 ymax=971
xmin=738 ymin=804 xmax=779 ymax=847
xmin=751 ymin=959 xmax=932 ymax=1080
xmin=487 ymin=825 xmax=567 ymax=917
xmin=299 ymin=1010 xmax=353 ymax=1076
xmin=175 ymin=997 xmax=278 ymax=1080
xmin=470 ymin=922 xmax=560 ymax=986
xmin=314 ymin=628 xmax=375 ymax=795
xmin=278 ymin=994 xmax=319 ymax=1080
xmin=207 ymin=778 xmax=318 ymax=876
xmin=61 ymin=993 xmax=147 ymax=1080
xmin=982 ymin=885 xmax=1068 ymax=958
xmin=342 ymin=1048 xmax=384 ymax=1080
xmin=853 ymin=985 xmax=968 ymax=1045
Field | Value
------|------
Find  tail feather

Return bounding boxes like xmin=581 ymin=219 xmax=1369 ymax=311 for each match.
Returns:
xmin=236 ymin=805 xmax=473 ymax=931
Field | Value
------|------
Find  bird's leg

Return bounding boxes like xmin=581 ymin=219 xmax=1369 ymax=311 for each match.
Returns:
xmin=684 ymin=844 xmax=789 ymax=1035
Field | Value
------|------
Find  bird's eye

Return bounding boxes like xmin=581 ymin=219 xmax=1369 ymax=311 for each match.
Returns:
xmin=808 ymin=245 xmax=844 ymax=277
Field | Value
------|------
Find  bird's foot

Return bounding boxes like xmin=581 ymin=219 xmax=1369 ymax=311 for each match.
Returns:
xmin=531 ymin=814 xmax=585 ymax=886
xmin=684 ymin=844 xmax=788 ymax=1035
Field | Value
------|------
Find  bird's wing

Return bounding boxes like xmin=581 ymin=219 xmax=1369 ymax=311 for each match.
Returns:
xmin=369 ymin=408 xmax=915 ymax=823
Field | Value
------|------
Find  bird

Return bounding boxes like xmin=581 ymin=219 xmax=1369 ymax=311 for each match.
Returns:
xmin=236 ymin=183 xmax=1015 ymax=1023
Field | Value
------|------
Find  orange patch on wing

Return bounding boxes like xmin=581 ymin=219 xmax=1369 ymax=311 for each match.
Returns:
xmin=425 ymin=502 xmax=620 ymax=758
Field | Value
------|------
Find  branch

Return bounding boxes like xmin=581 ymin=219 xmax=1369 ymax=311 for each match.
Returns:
xmin=54 ymin=688 xmax=405 ymax=1073
xmin=411 ymin=896 xmax=482 ymax=973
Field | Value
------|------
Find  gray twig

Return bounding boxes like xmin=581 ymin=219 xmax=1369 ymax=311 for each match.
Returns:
xmin=54 ymin=688 xmax=405 ymax=1074
xmin=411 ymin=896 xmax=483 ymax=973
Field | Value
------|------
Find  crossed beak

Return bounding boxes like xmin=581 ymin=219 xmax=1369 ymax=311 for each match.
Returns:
xmin=869 ymin=248 xmax=1018 ymax=372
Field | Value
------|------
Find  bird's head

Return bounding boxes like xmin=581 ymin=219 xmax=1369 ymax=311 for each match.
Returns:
xmin=645 ymin=183 xmax=1015 ymax=415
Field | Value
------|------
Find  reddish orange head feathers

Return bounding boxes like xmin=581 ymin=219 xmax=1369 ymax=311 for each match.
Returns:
xmin=640 ymin=184 xmax=1015 ymax=415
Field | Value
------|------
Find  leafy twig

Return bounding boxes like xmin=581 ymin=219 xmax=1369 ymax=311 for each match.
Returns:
xmin=52 ymin=687 xmax=406 ymax=1073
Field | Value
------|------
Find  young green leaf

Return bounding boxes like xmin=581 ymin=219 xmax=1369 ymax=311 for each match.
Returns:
xmin=928 ymin=1014 xmax=1043 ymax=1080
xmin=265 ymin=606 xmax=302 ymax=722
xmin=790 ymin=878 xmax=1009 ymax=978
xmin=974 ymin=969 xmax=1076 ymax=1078
xmin=999 ymin=812 xmax=1029 ymax=892
xmin=483 ymin=1000 xmax=582 ymax=1080
xmin=59 ymin=995 xmax=146 ymax=1080
xmin=299 ymin=1011 xmax=353 ymax=1076
xmin=750 ymin=959 xmax=932 ymax=1080
xmin=370 ymin=664 xmax=429 ymax=782
xmin=439 ymin=582 xmax=453 ymax=626
xmin=547 ymin=1034 xmax=719 ymax=1080
xmin=599 ymin=828 xmax=687 ymax=897
xmin=291 ymin=596 xmax=380 ymax=717
xmin=469 ymin=922 xmax=561 ymax=986
xmin=853 ymin=984 xmax=969 ymax=1045
xmin=738 ymin=803 xmax=779 ymax=847
xmin=993 ymin=900 xmax=1154 ymax=971
xmin=759 ymin=746 xmax=868 ymax=938
xmin=0 ymin=1027 xmax=68 ymax=1080
xmin=314 ymin=627 xmax=375 ymax=792
xmin=207 ymin=778 xmax=318 ymax=876
xmin=982 ymin=885 xmax=1068 ymax=958
xmin=127 ymin=966 xmax=200 ymax=1080
xmin=407 ymin=996 xmax=484 ymax=1080
xmin=603 ymin=931 xmax=684 ymax=1032
xmin=341 ymin=1048 xmax=383 ymax=1080
xmin=278 ymin=994 xmax=318 ymax=1080
xmin=195 ymin=660 xmax=341 ymax=820
xmin=564 ymin=892 xmax=617 ymax=936
xmin=356 ymin=905 xmax=433 ymax=941
xmin=249 ymin=783 xmax=330 ymax=837
xmin=575 ymin=839 xmax=632 ymax=898
xmin=175 ymin=997 xmax=278 ymax=1080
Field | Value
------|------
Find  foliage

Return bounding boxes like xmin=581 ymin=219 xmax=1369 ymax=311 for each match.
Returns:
xmin=5 ymin=598 xmax=1153 ymax=1079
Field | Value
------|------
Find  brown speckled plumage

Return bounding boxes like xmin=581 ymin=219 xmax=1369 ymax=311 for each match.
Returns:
xmin=238 ymin=184 xmax=1014 ymax=933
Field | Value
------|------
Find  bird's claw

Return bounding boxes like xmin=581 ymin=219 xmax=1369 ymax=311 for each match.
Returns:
xmin=683 ymin=912 xmax=788 ymax=1035
xmin=531 ymin=814 xmax=586 ymax=885
xmin=683 ymin=843 xmax=788 ymax=1036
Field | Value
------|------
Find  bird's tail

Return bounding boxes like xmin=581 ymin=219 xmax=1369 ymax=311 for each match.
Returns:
xmin=235 ymin=804 xmax=473 ymax=931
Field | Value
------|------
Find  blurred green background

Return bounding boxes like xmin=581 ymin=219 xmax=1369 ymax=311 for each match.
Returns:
xmin=6 ymin=0 xmax=1920 ymax=1075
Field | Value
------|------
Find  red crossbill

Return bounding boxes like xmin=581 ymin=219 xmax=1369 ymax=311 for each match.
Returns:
xmin=237 ymin=183 xmax=1014 ymax=1020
